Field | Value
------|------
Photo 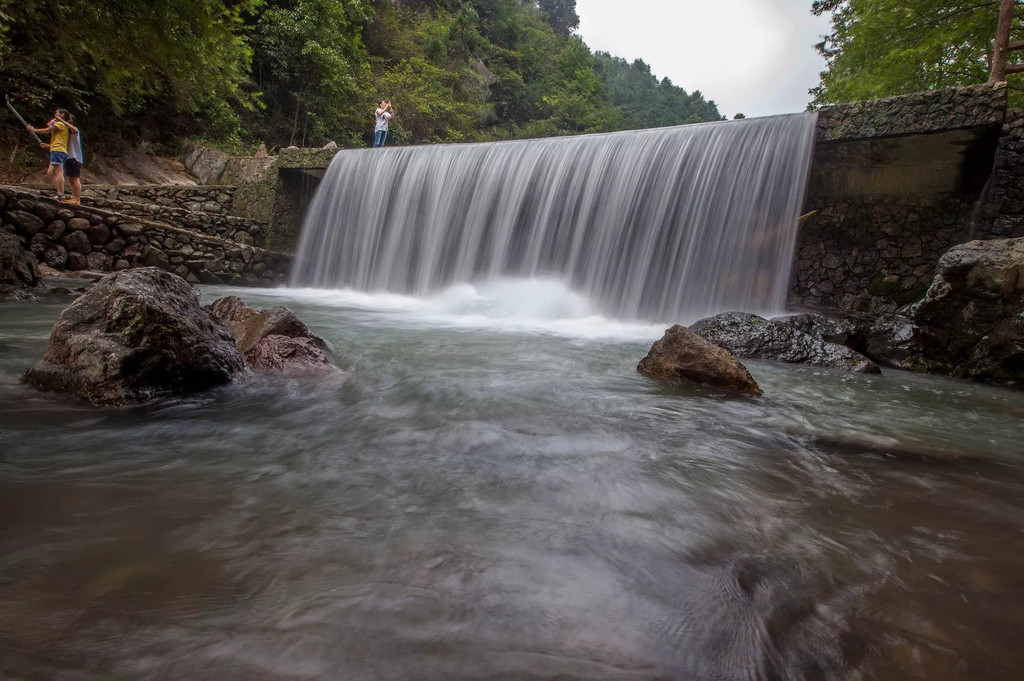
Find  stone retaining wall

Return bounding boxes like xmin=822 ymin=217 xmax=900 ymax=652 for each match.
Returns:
xmin=815 ymin=82 xmax=1007 ymax=142
xmin=789 ymin=193 xmax=974 ymax=313
xmin=0 ymin=187 xmax=290 ymax=286
xmin=81 ymin=185 xmax=237 ymax=215
xmin=973 ymin=108 xmax=1024 ymax=239
xmin=80 ymin=193 xmax=268 ymax=248
xmin=790 ymin=103 xmax=1024 ymax=314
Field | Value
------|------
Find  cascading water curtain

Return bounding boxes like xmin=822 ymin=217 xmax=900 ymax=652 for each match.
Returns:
xmin=291 ymin=113 xmax=817 ymax=322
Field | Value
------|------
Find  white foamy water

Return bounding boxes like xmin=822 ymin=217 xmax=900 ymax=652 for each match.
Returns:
xmin=255 ymin=278 xmax=670 ymax=341
xmin=291 ymin=114 xmax=817 ymax=322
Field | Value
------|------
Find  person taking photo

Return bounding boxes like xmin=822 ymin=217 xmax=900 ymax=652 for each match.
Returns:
xmin=373 ymin=100 xmax=393 ymax=148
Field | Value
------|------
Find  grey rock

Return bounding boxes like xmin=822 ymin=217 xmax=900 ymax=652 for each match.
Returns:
xmin=66 ymin=252 xmax=89 ymax=271
xmin=119 ymin=223 xmax=145 ymax=236
xmin=61 ymin=230 xmax=92 ymax=255
xmin=44 ymin=219 xmax=66 ymax=241
xmin=43 ymin=244 xmax=68 ymax=270
xmin=0 ymin=232 xmax=42 ymax=298
xmin=85 ymin=252 xmax=112 ymax=271
xmin=29 ymin=232 xmax=54 ymax=257
xmin=22 ymin=268 xmax=243 ymax=405
xmin=690 ymin=312 xmax=880 ymax=374
xmin=141 ymin=248 xmax=170 ymax=270
xmin=66 ymin=217 xmax=91 ymax=232
xmin=6 ymin=210 xmax=44 ymax=236
xmin=87 ymin=222 xmax=111 ymax=245
xmin=905 ymin=236 xmax=1024 ymax=386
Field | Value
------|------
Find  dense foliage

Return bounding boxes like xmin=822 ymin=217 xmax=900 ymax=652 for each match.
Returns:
xmin=811 ymin=0 xmax=1024 ymax=106
xmin=0 ymin=0 xmax=722 ymax=154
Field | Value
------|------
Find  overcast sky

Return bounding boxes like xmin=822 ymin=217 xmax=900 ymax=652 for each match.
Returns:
xmin=576 ymin=0 xmax=833 ymax=119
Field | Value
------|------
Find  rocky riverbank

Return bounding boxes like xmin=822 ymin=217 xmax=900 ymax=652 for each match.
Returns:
xmin=644 ymin=235 xmax=1024 ymax=391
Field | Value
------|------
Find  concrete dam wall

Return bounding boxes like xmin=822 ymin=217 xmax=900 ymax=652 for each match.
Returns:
xmin=256 ymin=82 xmax=1021 ymax=318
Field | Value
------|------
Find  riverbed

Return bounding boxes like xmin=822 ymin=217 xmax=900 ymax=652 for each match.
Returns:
xmin=2 ymin=282 xmax=1023 ymax=680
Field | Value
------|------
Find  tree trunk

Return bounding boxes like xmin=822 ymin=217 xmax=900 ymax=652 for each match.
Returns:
xmin=289 ymin=96 xmax=302 ymax=147
xmin=989 ymin=0 xmax=1016 ymax=84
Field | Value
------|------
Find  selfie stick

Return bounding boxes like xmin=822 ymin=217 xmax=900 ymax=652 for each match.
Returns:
xmin=5 ymin=95 xmax=45 ymax=145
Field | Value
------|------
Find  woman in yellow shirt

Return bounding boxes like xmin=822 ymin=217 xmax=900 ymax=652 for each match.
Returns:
xmin=26 ymin=108 xmax=72 ymax=200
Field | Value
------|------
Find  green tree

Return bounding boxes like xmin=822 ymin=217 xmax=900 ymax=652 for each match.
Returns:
xmin=593 ymin=53 xmax=724 ymax=127
xmin=811 ymin=0 xmax=1024 ymax=106
xmin=249 ymin=0 xmax=372 ymax=147
xmin=539 ymin=0 xmax=580 ymax=36
xmin=0 ymin=0 xmax=255 ymax=127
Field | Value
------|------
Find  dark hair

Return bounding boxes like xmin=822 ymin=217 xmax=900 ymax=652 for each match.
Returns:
xmin=56 ymin=108 xmax=71 ymax=121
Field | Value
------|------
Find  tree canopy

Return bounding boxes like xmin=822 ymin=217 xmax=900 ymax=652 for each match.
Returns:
xmin=0 ymin=0 xmax=723 ymax=153
xmin=811 ymin=0 xmax=1024 ymax=106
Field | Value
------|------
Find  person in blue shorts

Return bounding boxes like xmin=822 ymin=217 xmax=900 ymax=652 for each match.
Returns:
xmin=26 ymin=108 xmax=72 ymax=200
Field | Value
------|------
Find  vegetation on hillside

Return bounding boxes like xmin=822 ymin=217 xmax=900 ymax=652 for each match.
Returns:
xmin=0 ymin=0 xmax=723 ymax=158
xmin=811 ymin=0 xmax=1024 ymax=106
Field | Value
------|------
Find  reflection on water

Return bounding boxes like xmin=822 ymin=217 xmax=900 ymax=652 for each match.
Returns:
xmin=2 ymin=284 xmax=1024 ymax=680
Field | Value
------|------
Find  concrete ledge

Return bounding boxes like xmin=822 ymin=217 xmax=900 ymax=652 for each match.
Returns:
xmin=277 ymin=148 xmax=339 ymax=170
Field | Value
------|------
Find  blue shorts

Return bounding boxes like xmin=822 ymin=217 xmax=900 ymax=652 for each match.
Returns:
xmin=49 ymin=151 xmax=67 ymax=166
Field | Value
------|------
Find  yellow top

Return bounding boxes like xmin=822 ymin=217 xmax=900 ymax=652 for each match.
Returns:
xmin=48 ymin=120 xmax=69 ymax=153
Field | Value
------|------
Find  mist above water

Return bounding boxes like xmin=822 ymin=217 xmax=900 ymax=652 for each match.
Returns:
xmin=292 ymin=115 xmax=817 ymax=322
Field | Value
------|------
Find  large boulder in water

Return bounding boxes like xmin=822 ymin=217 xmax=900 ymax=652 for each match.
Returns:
xmin=638 ymin=325 xmax=762 ymax=396
xmin=22 ymin=268 xmax=243 ymax=405
xmin=690 ymin=312 xmax=880 ymax=374
xmin=208 ymin=295 xmax=338 ymax=374
xmin=905 ymin=237 xmax=1024 ymax=385
xmin=0 ymin=232 xmax=42 ymax=300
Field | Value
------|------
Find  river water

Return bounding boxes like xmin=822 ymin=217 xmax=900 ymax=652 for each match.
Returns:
xmin=2 ymin=281 xmax=1024 ymax=680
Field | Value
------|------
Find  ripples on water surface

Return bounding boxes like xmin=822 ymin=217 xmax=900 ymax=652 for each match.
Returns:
xmin=2 ymin=282 xmax=1024 ymax=681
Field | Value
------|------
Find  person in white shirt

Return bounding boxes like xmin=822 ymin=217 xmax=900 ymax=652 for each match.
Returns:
xmin=63 ymin=112 xmax=85 ymax=205
xmin=373 ymin=100 xmax=393 ymax=147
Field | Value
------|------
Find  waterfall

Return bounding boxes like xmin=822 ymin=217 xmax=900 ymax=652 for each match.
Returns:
xmin=291 ymin=114 xmax=817 ymax=322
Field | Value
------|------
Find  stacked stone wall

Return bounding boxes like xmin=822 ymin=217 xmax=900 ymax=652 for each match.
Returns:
xmin=80 ymin=192 xmax=267 ymax=248
xmin=815 ymin=83 xmax=1007 ymax=141
xmin=0 ymin=187 xmax=289 ymax=286
xmin=82 ymin=185 xmax=237 ymax=215
xmin=789 ymin=194 xmax=974 ymax=314
xmin=973 ymin=108 xmax=1024 ymax=239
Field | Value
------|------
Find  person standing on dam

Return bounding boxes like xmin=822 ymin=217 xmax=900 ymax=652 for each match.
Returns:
xmin=373 ymin=100 xmax=393 ymax=148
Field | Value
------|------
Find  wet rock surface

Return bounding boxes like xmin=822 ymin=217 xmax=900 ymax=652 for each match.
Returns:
xmin=691 ymin=312 xmax=880 ymax=374
xmin=22 ymin=268 xmax=243 ymax=405
xmin=0 ymin=232 xmax=42 ymax=300
xmin=902 ymin=237 xmax=1024 ymax=387
xmin=208 ymin=295 xmax=338 ymax=374
xmin=638 ymin=324 xmax=762 ymax=396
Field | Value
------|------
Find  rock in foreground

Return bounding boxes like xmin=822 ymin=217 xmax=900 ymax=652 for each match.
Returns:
xmin=638 ymin=325 xmax=762 ymax=396
xmin=23 ymin=268 xmax=243 ymax=405
xmin=208 ymin=295 xmax=339 ymax=374
xmin=690 ymin=312 xmax=880 ymax=374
